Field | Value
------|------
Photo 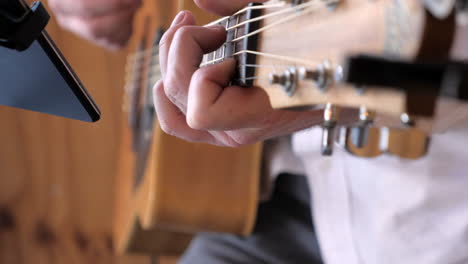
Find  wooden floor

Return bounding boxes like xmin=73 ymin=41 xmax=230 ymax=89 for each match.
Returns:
xmin=0 ymin=3 xmax=157 ymax=264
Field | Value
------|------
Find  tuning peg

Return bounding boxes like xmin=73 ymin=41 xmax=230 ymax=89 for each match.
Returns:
xmin=299 ymin=61 xmax=343 ymax=92
xmin=348 ymin=106 xmax=376 ymax=148
xmin=321 ymin=103 xmax=339 ymax=156
xmin=269 ymin=67 xmax=298 ymax=96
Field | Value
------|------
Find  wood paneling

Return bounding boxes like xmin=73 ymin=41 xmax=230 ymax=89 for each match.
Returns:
xmin=0 ymin=1 xmax=151 ymax=263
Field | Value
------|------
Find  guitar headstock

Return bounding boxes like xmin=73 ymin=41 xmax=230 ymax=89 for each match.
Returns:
xmin=252 ymin=0 xmax=455 ymax=115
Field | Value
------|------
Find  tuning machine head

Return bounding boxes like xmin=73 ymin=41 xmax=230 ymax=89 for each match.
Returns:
xmin=269 ymin=67 xmax=298 ymax=96
xmin=299 ymin=61 xmax=343 ymax=92
xmin=321 ymin=103 xmax=339 ymax=156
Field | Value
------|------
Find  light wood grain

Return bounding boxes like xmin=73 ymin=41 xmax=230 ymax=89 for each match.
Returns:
xmin=254 ymin=0 xmax=454 ymax=118
xmin=0 ymin=1 xmax=150 ymax=264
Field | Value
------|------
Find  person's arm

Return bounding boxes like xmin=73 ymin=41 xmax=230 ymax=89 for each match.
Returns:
xmin=154 ymin=0 xmax=324 ymax=147
xmin=47 ymin=0 xmax=142 ymax=49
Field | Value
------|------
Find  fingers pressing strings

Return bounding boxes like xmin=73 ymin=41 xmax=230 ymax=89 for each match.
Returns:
xmin=151 ymin=1 xmax=331 ymax=92
xmin=153 ymin=80 xmax=218 ymax=144
xmin=201 ymin=0 xmax=328 ymax=66
xmin=127 ymin=1 xmax=303 ymax=65
xmin=158 ymin=11 xmax=196 ymax=79
xmin=164 ymin=25 xmax=227 ymax=113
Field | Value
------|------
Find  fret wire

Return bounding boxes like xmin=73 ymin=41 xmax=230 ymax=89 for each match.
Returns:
xmin=231 ymin=1 xmax=323 ymax=43
xmin=226 ymin=0 xmax=315 ymax=32
xmin=204 ymin=2 xmax=287 ymax=27
xmin=234 ymin=50 xmax=319 ymax=65
xmin=200 ymin=0 xmax=326 ymax=66
xmin=233 ymin=15 xmax=240 ymax=55
xmin=128 ymin=1 xmax=332 ymax=63
xmin=232 ymin=76 xmax=268 ymax=82
xmin=128 ymin=1 xmax=334 ymax=63
xmin=239 ymin=63 xmax=284 ymax=69
xmin=148 ymin=62 xmax=314 ymax=83
xmin=232 ymin=2 xmax=287 ymax=17
xmin=204 ymin=2 xmax=320 ymax=64
xmin=222 ymin=18 xmax=230 ymax=60
xmin=200 ymin=50 xmax=318 ymax=68
xmin=132 ymin=0 xmax=333 ymax=82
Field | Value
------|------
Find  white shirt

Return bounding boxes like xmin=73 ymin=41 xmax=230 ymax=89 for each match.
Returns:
xmin=280 ymin=99 xmax=468 ymax=264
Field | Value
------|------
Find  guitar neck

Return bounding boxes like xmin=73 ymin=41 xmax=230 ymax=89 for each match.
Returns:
xmin=201 ymin=0 xmax=455 ymax=119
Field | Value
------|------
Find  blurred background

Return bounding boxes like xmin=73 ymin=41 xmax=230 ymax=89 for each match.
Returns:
xmin=0 ymin=1 xmax=160 ymax=263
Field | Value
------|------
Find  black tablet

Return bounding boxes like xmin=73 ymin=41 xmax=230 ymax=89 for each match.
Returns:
xmin=0 ymin=1 xmax=101 ymax=122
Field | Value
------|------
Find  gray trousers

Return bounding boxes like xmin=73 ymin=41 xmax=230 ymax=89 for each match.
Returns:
xmin=179 ymin=174 xmax=323 ymax=264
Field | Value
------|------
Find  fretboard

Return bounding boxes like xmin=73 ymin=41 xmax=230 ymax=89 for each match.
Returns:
xmin=201 ymin=3 xmax=263 ymax=87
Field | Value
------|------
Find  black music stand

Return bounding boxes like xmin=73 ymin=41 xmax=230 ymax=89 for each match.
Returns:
xmin=0 ymin=0 xmax=100 ymax=122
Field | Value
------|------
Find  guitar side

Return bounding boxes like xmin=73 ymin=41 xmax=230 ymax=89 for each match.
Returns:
xmin=114 ymin=0 xmax=263 ymax=256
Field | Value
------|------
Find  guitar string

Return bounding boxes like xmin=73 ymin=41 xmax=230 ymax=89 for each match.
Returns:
xmin=128 ymin=61 xmax=300 ymax=85
xmin=127 ymin=46 xmax=317 ymax=80
xmin=206 ymin=1 xmax=287 ymax=26
xmin=201 ymin=2 xmax=325 ymax=66
xmin=128 ymin=0 xmax=325 ymax=62
xmin=125 ymin=60 xmax=160 ymax=82
xmin=126 ymin=1 xmax=324 ymax=86
xmin=127 ymin=48 xmax=156 ymax=61
xmin=135 ymin=45 xmax=319 ymax=82
xmin=225 ymin=0 xmax=322 ymax=31
xmin=127 ymin=49 xmax=319 ymax=85
xmin=203 ymin=0 xmax=337 ymax=63
xmin=201 ymin=50 xmax=318 ymax=67
xmin=130 ymin=49 xmax=318 ymax=86
xmin=141 ymin=56 xmax=318 ymax=88
xmin=128 ymin=61 xmax=296 ymax=87
xmin=124 ymin=49 xmax=157 ymax=82
xmin=128 ymin=4 xmax=291 ymax=63
xmin=127 ymin=2 xmax=285 ymax=60
xmin=127 ymin=0 xmax=330 ymax=75
xmin=124 ymin=59 xmax=158 ymax=86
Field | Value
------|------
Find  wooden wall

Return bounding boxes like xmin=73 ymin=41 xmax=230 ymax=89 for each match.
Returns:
xmin=0 ymin=2 xmax=156 ymax=263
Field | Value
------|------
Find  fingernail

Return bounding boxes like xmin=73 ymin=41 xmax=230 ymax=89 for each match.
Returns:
xmin=171 ymin=11 xmax=186 ymax=27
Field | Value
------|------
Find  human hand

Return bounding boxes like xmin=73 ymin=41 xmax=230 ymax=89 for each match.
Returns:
xmin=154 ymin=1 xmax=326 ymax=147
xmin=48 ymin=0 xmax=141 ymax=49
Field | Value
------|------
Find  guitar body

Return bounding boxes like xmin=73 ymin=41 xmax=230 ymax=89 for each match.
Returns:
xmin=114 ymin=0 xmax=263 ymax=255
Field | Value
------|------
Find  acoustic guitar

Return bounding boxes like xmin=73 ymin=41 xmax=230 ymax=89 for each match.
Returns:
xmin=114 ymin=0 xmax=263 ymax=256
xmin=114 ymin=0 xmax=461 ymax=256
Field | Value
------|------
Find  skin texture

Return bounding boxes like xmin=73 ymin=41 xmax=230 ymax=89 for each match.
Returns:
xmin=50 ymin=0 xmax=357 ymax=146
xmin=154 ymin=2 xmax=329 ymax=147
xmin=48 ymin=0 xmax=142 ymax=49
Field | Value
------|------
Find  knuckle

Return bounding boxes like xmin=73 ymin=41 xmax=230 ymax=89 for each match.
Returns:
xmin=221 ymin=136 xmax=244 ymax=148
xmin=159 ymin=25 xmax=191 ymax=51
xmin=187 ymin=111 xmax=209 ymax=130
xmin=191 ymin=68 xmax=210 ymax=86
xmin=163 ymin=76 xmax=183 ymax=102
xmin=152 ymin=80 xmax=164 ymax=102
xmin=158 ymin=30 xmax=172 ymax=51
xmin=158 ymin=119 xmax=176 ymax=137
xmin=173 ymin=25 xmax=194 ymax=43
xmin=224 ymin=140 xmax=242 ymax=148
xmin=230 ymin=134 xmax=257 ymax=147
